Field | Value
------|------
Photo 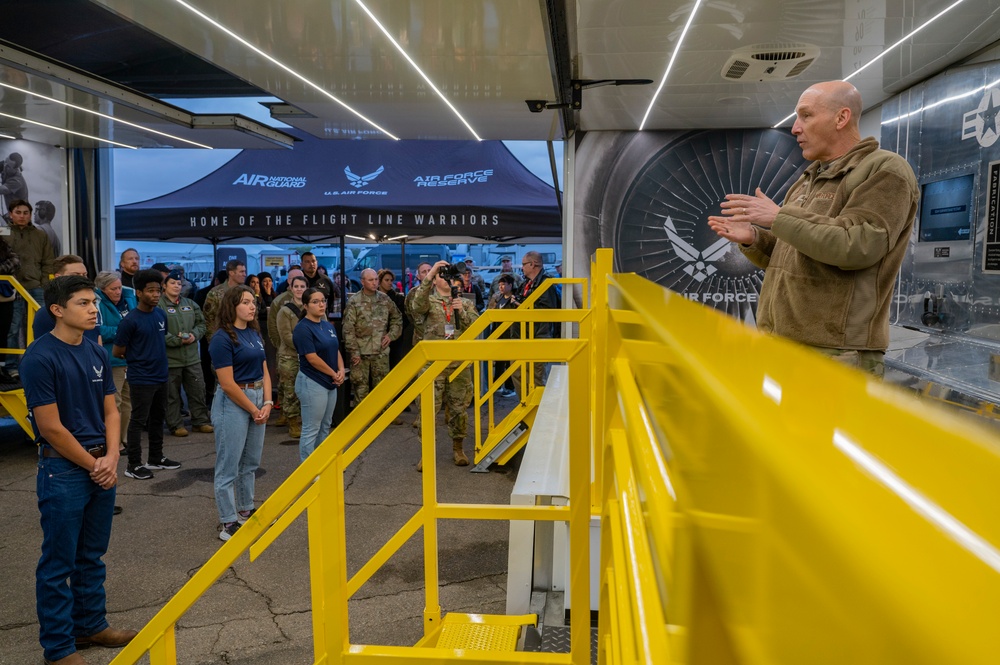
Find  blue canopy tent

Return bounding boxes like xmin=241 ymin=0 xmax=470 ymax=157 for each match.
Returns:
xmin=115 ymin=137 xmax=561 ymax=242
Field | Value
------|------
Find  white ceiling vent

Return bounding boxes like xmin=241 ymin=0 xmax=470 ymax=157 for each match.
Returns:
xmin=721 ymin=43 xmax=820 ymax=82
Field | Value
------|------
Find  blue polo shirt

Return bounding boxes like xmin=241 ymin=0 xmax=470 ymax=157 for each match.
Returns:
xmin=293 ymin=318 xmax=340 ymax=390
xmin=114 ymin=308 xmax=169 ymax=385
xmin=21 ymin=334 xmax=116 ymax=447
xmin=209 ymin=326 xmax=266 ymax=384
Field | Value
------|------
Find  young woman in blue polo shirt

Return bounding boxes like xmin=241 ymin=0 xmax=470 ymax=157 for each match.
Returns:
xmin=209 ymin=285 xmax=271 ymax=541
xmin=293 ymin=287 xmax=345 ymax=462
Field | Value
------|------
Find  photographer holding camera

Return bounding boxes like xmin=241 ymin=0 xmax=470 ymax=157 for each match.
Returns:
xmin=409 ymin=260 xmax=479 ymax=470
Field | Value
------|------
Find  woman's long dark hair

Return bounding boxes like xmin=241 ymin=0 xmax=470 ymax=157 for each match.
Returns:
xmin=217 ymin=285 xmax=260 ymax=343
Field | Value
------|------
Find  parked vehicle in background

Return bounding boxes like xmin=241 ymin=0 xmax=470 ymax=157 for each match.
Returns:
xmin=476 ymin=243 xmax=562 ymax=286
xmin=345 ymin=244 xmax=452 ymax=291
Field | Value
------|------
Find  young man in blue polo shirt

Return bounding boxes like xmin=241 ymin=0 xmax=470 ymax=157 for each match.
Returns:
xmin=21 ymin=276 xmax=137 ymax=665
xmin=113 ymin=269 xmax=181 ymax=480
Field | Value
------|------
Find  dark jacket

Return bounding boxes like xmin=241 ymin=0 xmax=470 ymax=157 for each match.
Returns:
xmin=3 ymin=223 xmax=54 ymax=289
xmin=518 ymin=271 xmax=559 ymax=339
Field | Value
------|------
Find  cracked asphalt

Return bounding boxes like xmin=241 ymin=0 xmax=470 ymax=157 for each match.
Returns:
xmin=0 ymin=400 xmax=520 ymax=664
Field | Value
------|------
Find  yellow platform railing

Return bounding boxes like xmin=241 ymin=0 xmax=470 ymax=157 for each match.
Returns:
xmin=591 ymin=248 xmax=1000 ymax=664
xmin=0 ymin=274 xmax=40 ymax=436
xmin=0 ymin=273 xmax=39 ymax=354
xmin=110 ymin=293 xmax=595 ymax=664
xmin=451 ymin=276 xmax=589 ymax=466
xmin=108 ymin=247 xmax=1000 ymax=665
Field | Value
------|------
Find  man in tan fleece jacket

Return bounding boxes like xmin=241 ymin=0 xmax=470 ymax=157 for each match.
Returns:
xmin=708 ymin=80 xmax=919 ymax=377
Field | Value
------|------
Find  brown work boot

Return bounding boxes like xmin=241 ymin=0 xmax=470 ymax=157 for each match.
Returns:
xmin=171 ymin=427 xmax=189 ymax=437
xmin=288 ymin=417 xmax=302 ymax=439
xmin=44 ymin=652 xmax=87 ymax=665
xmin=194 ymin=424 xmax=214 ymax=433
xmin=452 ymin=439 xmax=469 ymax=466
xmin=75 ymin=625 xmax=138 ymax=648
xmin=275 ymin=412 xmax=288 ymax=426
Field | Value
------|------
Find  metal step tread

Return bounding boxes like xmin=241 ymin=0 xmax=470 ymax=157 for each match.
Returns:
xmin=436 ymin=613 xmax=536 ymax=652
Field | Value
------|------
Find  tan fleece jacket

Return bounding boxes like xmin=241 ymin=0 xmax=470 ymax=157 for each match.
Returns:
xmin=740 ymin=138 xmax=919 ymax=351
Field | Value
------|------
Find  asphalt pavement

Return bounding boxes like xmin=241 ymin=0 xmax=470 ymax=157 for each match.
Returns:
xmin=0 ymin=400 xmax=519 ymax=664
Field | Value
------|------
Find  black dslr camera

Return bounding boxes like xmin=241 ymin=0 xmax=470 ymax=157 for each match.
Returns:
xmin=438 ymin=262 xmax=466 ymax=298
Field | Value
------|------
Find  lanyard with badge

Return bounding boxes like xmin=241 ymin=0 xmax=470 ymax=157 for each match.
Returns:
xmin=443 ymin=300 xmax=456 ymax=339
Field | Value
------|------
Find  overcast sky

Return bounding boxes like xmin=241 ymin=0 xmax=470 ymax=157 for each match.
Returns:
xmin=113 ymin=97 xmax=563 ymax=205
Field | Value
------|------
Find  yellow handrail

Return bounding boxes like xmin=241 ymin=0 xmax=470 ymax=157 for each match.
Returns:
xmin=455 ymin=276 xmax=588 ymax=465
xmin=0 ymin=274 xmax=39 ymax=354
xmin=111 ymin=314 xmax=593 ymax=664
xmin=592 ymin=248 xmax=1000 ymax=664
xmin=106 ymin=246 xmax=1000 ymax=665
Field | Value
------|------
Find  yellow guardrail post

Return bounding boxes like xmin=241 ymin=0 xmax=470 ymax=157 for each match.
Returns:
xmin=567 ymin=341 xmax=592 ymax=665
xmin=420 ymin=377 xmax=443 ymax=638
xmin=590 ymin=249 xmax=612 ymax=514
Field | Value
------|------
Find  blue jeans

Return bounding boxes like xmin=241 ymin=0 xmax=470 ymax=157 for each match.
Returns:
xmin=296 ymin=372 xmax=337 ymax=463
xmin=211 ymin=386 xmax=265 ymax=524
xmin=7 ymin=286 xmax=44 ymax=367
xmin=36 ymin=455 xmax=116 ymax=662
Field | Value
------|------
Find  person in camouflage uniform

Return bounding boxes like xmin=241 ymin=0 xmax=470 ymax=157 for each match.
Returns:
xmin=343 ymin=268 xmax=402 ymax=410
xmin=409 ymin=260 xmax=479 ymax=469
xmin=267 ymin=268 xmax=303 ymax=426
xmin=203 ymin=259 xmax=247 ymax=342
xmin=276 ymin=275 xmax=307 ymax=438
xmin=404 ymin=262 xmax=432 ymax=346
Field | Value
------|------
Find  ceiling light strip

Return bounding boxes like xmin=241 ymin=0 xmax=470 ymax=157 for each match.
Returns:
xmin=773 ymin=0 xmax=969 ymax=128
xmin=171 ymin=0 xmax=399 ymax=140
xmin=353 ymin=0 xmax=482 ymax=141
xmin=0 ymin=111 xmax=137 ymax=149
xmin=844 ymin=0 xmax=968 ymax=82
xmin=882 ymin=76 xmax=1000 ymax=125
xmin=639 ymin=0 xmax=704 ymax=131
xmin=0 ymin=81 xmax=212 ymax=150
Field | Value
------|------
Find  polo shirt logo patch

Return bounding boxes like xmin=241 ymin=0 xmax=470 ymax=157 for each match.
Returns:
xmin=815 ymin=192 xmax=836 ymax=200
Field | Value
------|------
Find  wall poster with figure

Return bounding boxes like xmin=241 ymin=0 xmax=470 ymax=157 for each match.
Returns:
xmin=0 ymin=139 xmax=69 ymax=256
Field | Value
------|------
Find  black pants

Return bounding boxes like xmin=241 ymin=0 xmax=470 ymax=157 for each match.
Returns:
xmin=200 ymin=337 xmax=217 ymax=407
xmin=127 ymin=381 xmax=167 ymax=467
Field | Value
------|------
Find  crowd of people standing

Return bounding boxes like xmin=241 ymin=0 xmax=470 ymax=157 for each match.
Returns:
xmin=5 ymin=231 xmax=560 ymax=665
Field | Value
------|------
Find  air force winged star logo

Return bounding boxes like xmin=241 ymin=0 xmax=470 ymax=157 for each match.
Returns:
xmin=962 ymin=87 xmax=1000 ymax=148
xmin=345 ymin=165 xmax=385 ymax=188
xmin=663 ymin=216 xmax=731 ymax=282
xmin=93 ymin=365 xmax=104 ymax=379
